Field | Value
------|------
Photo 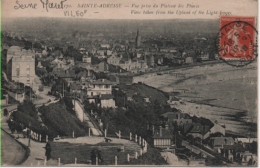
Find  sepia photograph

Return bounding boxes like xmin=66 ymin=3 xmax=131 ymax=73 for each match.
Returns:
xmin=1 ymin=0 xmax=258 ymax=167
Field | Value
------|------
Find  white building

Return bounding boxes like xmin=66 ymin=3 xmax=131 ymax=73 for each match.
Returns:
xmin=82 ymin=55 xmax=92 ymax=63
xmin=185 ymin=57 xmax=193 ymax=64
xmin=7 ymin=46 xmax=35 ymax=86
xmin=87 ymin=79 xmax=113 ymax=97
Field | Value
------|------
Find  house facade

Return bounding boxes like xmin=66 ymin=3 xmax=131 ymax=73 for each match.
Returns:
xmin=153 ymin=126 xmax=173 ymax=148
xmin=100 ymin=94 xmax=116 ymax=108
xmin=7 ymin=46 xmax=36 ymax=86
xmin=87 ymin=79 xmax=113 ymax=97
xmin=162 ymin=112 xmax=192 ymax=126
xmin=107 ymin=55 xmax=121 ymax=65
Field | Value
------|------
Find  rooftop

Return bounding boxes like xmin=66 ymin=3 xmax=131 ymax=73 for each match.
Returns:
xmin=92 ymin=79 xmax=114 ymax=85
xmin=161 ymin=111 xmax=191 ymax=119
xmin=188 ymin=123 xmax=211 ymax=135
xmin=211 ymin=137 xmax=235 ymax=146
xmin=153 ymin=127 xmax=173 ymax=139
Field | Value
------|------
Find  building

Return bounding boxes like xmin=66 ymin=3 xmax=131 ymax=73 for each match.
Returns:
xmin=96 ymin=61 xmax=109 ymax=72
xmin=8 ymin=90 xmax=25 ymax=103
xmin=203 ymin=124 xmax=226 ymax=139
xmin=107 ymin=54 xmax=121 ymax=65
xmin=69 ymin=82 xmax=82 ymax=96
xmin=145 ymin=55 xmax=155 ymax=67
xmin=100 ymin=44 xmax=110 ymax=49
xmin=51 ymin=58 xmax=71 ymax=70
xmin=87 ymin=79 xmax=114 ymax=97
xmin=210 ymin=137 xmax=235 ymax=152
xmin=82 ymin=54 xmax=92 ymax=63
xmin=153 ymin=126 xmax=173 ymax=148
xmin=185 ymin=57 xmax=193 ymax=64
xmin=53 ymin=69 xmax=76 ymax=85
xmin=7 ymin=46 xmax=35 ymax=86
xmin=107 ymin=50 xmax=113 ymax=56
xmin=240 ymin=151 xmax=257 ymax=165
xmin=161 ymin=112 xmax=192 ymax=126
xmin=100 ymin=94 xmax=116 ymax=108
xmin=79 ymin=48 xmax=87 ymax=54
xmin=119 ymin=59 xmax=148 ymax=72
xmin=96 ymin=50 xmax=106 ymax=56
xmin=198 ymin=51 xmax=210 ymax=61
xmin=186 ymin=123 xmax=211 ymax=139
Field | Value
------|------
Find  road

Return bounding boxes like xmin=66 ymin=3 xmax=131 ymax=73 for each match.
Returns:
xmin=17 ymin=137 xmax=47 ymax=166
xmin=1 ymin=130 xmax=27 ymax=166
xmin=1 ymin=86 xmax=58 ymax=166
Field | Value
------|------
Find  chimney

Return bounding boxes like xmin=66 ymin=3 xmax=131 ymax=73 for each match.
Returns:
xmin=159 ymin=126 xmax=162 ymax=137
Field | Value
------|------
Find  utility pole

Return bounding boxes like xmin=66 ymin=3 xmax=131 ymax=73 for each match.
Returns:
xmin=29 ymin=83 xmax=31 ymax=101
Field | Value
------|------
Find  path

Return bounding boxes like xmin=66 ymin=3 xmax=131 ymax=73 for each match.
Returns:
xmin=1 ymin=107 xmax=47 ymax=166
xmin=73 ymin=100 xmax=102 ymax=136
xmin=1 ymin=130 xmax=27 ymax=166
xmin=54 ymin=136 xmax=141 ymax=154
xmin=1 ymin=85 xmax=56 ymax=166
xmin=17 ymin=138 xmax=46 ymax=166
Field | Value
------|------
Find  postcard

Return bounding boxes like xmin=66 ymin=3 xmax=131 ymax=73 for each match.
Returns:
xmin=1 ymin=0 xmax=258 ymax=166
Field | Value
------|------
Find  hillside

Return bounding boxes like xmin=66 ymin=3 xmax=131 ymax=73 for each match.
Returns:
xmin=38 ymin=100 xmax=89 ymax=138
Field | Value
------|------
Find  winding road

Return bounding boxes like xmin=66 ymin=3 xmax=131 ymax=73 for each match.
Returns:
xmin=1 ymin=130 xmax=27 ymax=166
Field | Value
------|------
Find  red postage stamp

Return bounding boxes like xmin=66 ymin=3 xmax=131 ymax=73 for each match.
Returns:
xmin=219 ymin=16 xmax=257 ymax=62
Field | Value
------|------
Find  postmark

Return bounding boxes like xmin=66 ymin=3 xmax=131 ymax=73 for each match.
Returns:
xmin=218 ymin=16 xmax=258 ymax=67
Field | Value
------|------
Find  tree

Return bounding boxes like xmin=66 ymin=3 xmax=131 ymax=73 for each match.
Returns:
xmin=4 ymin=109 xmax=8 ymax=116
xmin=65 ymin=46 xmax=82 ymax=61
xmin=17 ymin=101 xmax=37 ymax=118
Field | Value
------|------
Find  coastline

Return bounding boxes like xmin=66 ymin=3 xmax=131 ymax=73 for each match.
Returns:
xmin=133 ymin=61 xmax=257 ymax=137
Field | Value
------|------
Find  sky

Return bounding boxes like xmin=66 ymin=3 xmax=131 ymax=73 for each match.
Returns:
xmin=2 ymin=0 xmax=258 ymax=20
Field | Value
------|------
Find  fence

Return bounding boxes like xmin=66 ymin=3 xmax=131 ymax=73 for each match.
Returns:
xmin=29 ymin=128 xmax=149 ymax=166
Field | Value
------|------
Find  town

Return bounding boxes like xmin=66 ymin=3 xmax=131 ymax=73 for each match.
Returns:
xmin=1 ymin=18 xmax=257 ymax=166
